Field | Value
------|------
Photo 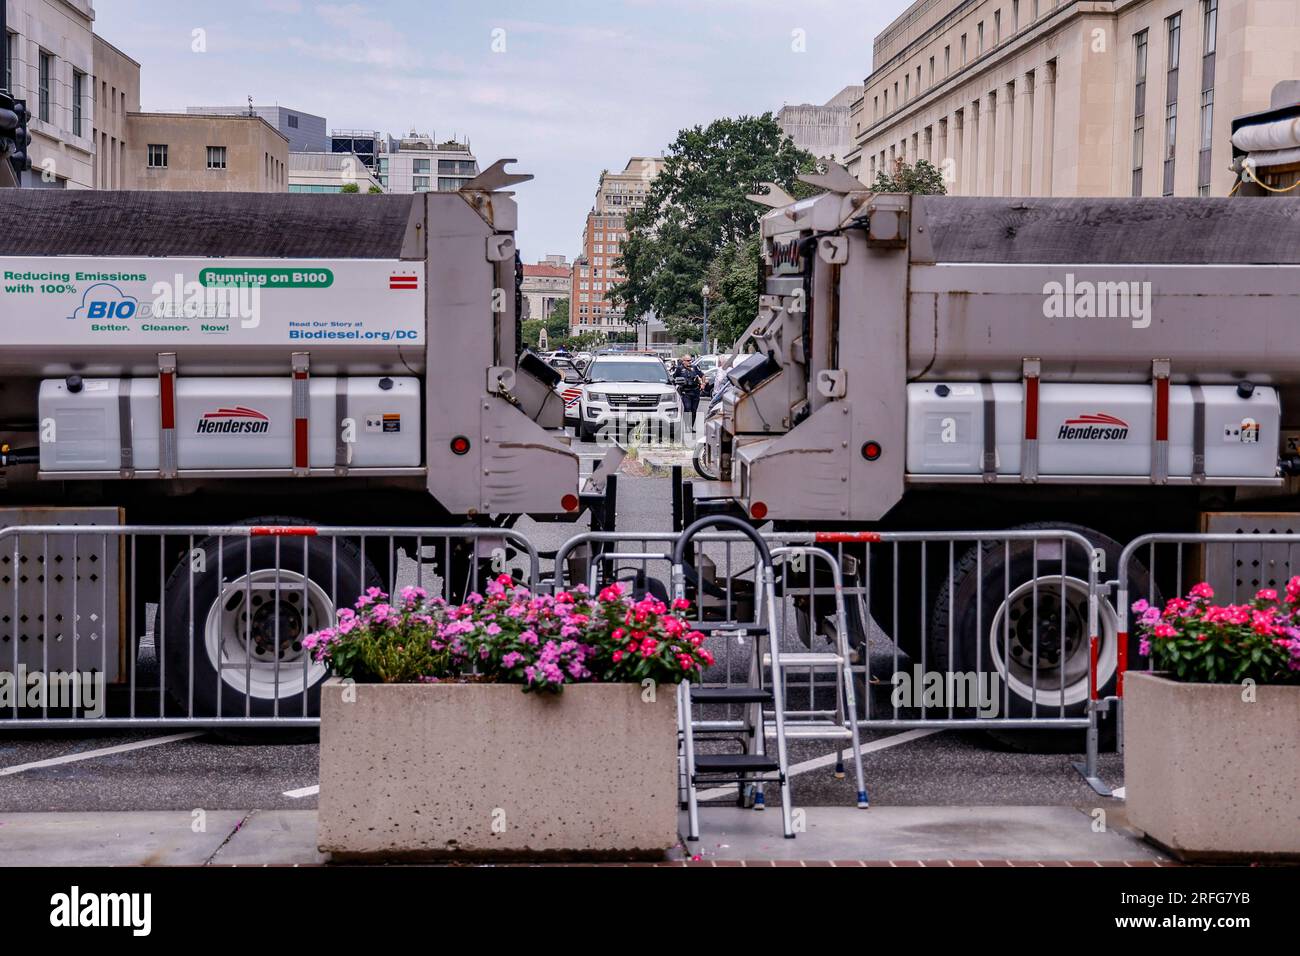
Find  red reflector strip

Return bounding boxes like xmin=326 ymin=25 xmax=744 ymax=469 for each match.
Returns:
xmin=250 ymin=527 xmax=318 ymax=537
xmin=295 ymin=419 xmax=309 ymax=470
xmin=1154 ymin=376 xmax=1170 ymax=442
xmin=159 ymin=370 xmax=176 ymax=430
xmin=1089 ymin=635 xmax=1100 ymax=701
xmin=814 ymin=532 xmax=883 ymax=543
xmin=1023 ymin=375 xmax=1039 ymax=441
xmin=1117 ymin=630 xmax=1128 ymax=698
xmin=294 ymin=369 xmax=309 ymax=470
xmin=390 ymin=277 xmax=419 ymax=290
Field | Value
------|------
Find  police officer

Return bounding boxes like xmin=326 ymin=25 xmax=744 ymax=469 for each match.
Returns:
xmin=674 ymin=354 xmax=704 ymax=434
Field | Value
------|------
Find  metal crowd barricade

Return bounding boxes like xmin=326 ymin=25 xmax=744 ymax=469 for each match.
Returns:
xmin=0 ymin=524 xmax=540 ymax=729
xmin=553 ymin=526 xmax=1110 ymax=790
xmin=1111 ymin=530 xmax=1300 ymax=765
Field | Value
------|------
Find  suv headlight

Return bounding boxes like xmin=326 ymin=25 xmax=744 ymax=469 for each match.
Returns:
xmin=660 ymin=393 xmax=677 ymax=405
xmin=586 ymin=391 xmax=607 ymax=403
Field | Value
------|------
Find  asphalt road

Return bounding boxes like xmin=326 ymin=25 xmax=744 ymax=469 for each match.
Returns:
xmin=0 ymin=465 xmax=1124 ymax=816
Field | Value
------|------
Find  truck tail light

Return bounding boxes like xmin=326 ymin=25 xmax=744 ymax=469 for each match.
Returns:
xmin=862 ymin=441 xmax=882 ymax=461
xmin=750 ymin=501 xmax=768 ymax=520
xmin=450 ymin=436 xmax=471 ymax=456
xmin=561 ymin=494 xmax=580 ymax=513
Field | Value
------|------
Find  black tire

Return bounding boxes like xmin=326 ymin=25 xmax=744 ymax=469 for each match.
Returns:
xmin=157 ymin=530 xmax=379 ymax=719
xmin=578 ymin=421 xmax=597 ymax=443
xmin=693 ymin=444 xmax=718 ymax=480
xmin=930 ymin=522 xmax=1157 ymax=751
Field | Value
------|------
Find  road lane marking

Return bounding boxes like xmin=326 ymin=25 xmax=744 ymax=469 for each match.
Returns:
xmin=694 ymin=728 xmax=943 ymax=802
xmin=282 ymin=784 xmax=319 ymax=799
xmin=0 ymin=732 xmax=203 ymax=777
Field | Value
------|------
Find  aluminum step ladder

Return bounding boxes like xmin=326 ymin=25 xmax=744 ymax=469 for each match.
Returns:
xmin=674 ymin=516 xmax=795 ymax=841
xmin=762 ymin=545 xmax=869 ymax=808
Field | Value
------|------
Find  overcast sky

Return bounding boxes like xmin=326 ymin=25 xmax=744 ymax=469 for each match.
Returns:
xmin=95 ymin=0 xmax=901 ymax=260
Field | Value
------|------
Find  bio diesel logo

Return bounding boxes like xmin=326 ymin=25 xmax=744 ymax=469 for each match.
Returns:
xmin=196 ymin=406 xmax=270 ymax=434
xmin=1058 ymin=412 xmax=1130 ymax=441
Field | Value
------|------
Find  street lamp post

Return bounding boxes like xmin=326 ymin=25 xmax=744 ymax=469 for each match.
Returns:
xmin=701 ymin=284 xmax=710 ymax=354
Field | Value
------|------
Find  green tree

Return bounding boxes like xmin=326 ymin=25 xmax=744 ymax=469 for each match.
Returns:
xmin=340 ymin=182 xmax=360 ymax=194
xmin=612 ymin=114 xmax=817 ymax=338
xmin=869 ymin=158 xmax=948 ymax=195
xmin=702 ymin=232 xmax=762 ymax=349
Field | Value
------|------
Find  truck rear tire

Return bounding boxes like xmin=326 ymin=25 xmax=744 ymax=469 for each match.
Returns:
xmin=157 ymin=530 xmax=379 ymax=719
xmin=931 ymin=522 xmax=1155 ymax=751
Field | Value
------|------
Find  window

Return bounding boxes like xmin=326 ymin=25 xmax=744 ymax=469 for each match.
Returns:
xmin=961 ymin=34 xmax=968 ymax=64
xmin=1164 ymin=14 xmax=1181 ymax=195
xmin=206 ymin=146 xmax=227 ymax=170
xmin=413 ymin=175 xmax=430 ymax=191
xmin=905 ymin=74 xmax=910 ymax=101
xmin=287 ymin=114 xmax=299 ymax=129
xmin=72 ymin=70 xmax=85 ymax=137
xmin=995 ymin=11 xmax=1002 ymax=44
xmin=929 ymin=56 xmax=935 ymax=86
xmin=1133 ymin=30 xmax=1148 ymax=196
xmin=378 ymin=158 xmax=389 ymax=173
xmin=1014 ymin=0 xmax=1020 ymax=31
xmin=944 ymin=45 xmax=951 ymax=75
xmin=412 ymin=159 xmax=430 ymax=174
xmin=1196 ymin=0 xmax=1218 ymax=194
xmin=6 ymin=33 xmax=16 ymax=94
xmin=147 ymin=144 xmax=168 ymax=168
xmin=978 ymin=22 xmax=985 ymax=54
xmin=38 ymin=51 xmax=51 ymax=122
xmin=873 ymin=95 xmax=879 ymax=120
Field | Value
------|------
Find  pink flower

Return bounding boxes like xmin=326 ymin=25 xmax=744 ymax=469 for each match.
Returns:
xmin=1153 ymin=624 xmax=1177 ymax=638
xmin=1189 ymin=582 xmax=1214 ymax=600
xmin=1257 ymin=588 xmax=1278 ymax=602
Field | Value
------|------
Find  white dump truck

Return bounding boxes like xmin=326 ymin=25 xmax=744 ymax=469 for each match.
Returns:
xmin=0 ymin=164 xmax=616 ymax=719
xmin=690 ymin=153 xmax=1300 ymax=724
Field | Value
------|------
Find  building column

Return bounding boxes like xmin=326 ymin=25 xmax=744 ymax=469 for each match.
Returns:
xmin=1041 ymin=59 xmax=1058 ymax=196
xmin=1017 ymin=72 xmax=1036 ymax=196
xmin=964 ymin=99 xmax=980 ymax=195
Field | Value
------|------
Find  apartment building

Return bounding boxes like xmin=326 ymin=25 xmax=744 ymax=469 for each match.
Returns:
xmin=522 ymin=256 xmax=572 ymax=324
xmin=4 ymin=0 xmax=95 ymax=188
xmin=126 ymin=112 xmax=288 ymax=191
xmin=571 ymin=157 xmax=664 ymax=337
xmin=377 ymin=133 xmax=479 ymax=193
xmin=848 ymin=0 xmax=1300 ymax=197
xmin=91 ymin=34 xmax=137 ymax=189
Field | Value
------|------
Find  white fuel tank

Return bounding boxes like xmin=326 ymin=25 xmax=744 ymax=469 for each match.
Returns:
xmin=38 ymin=376 xmax=422 ymax=472
xmin=906 ymin=381 xmax=1279 ymax=479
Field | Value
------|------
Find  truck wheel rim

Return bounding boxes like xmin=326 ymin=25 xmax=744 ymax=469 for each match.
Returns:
xmin=987 ymin=576 xmax=1117 ymax=708
xmin=205 ymin=570 xmax=333 ymax=700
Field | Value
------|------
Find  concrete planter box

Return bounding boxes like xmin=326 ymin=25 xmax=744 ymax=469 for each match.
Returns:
xmin=1124 ymin=671 xmax=1300 ymax=861
xmin=317 ymin=680 xmax=679 ymax=862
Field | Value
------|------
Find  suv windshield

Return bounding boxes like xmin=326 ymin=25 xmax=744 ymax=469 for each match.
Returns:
xmin=587 ymin=361 xmax=669 ymax=384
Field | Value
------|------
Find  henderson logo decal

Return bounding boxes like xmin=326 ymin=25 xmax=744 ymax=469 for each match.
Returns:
xmin=1058 ymin=412 xmax=1130 ymax=441
xmin=197 ymin=406 xmax=270 ymax=434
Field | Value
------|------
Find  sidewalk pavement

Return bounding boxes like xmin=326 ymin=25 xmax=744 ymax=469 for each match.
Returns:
xmin=0 ymin=805 xmax=1169 ymax=866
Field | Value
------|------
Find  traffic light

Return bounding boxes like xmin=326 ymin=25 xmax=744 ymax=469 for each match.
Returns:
xmin=8 ymin=98 xmax=30 ymax=179
xmin=0 ymin=92 xmax=31 ymax=182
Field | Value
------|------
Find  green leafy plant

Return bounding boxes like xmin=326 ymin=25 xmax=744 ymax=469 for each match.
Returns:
xmin=303 ymin=586 xmax=469 ymax=684
xmin=1132 ymin=580 xmax=1300 ymax=684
